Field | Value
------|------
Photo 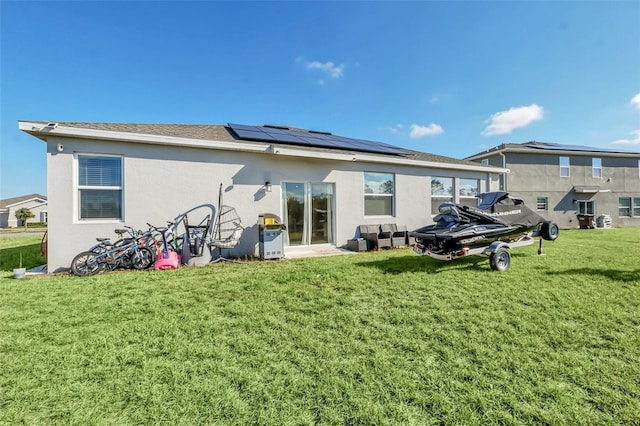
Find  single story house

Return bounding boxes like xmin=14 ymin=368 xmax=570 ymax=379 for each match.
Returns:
xmin=19 ymin=120 xmax=507 ymax=272
xmin=0 ymin=194 xmax=48 ymax=228
xmin=465 ymin=141 xmax=640 ymax=228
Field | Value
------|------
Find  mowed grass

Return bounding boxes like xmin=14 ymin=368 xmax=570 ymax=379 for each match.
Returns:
xmin=0 ymin=234 xmax=46 ymax=272
xmin=1 ymin=229 xmax=639 ymax=425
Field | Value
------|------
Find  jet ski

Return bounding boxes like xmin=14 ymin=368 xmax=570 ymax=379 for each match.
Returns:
xmin=410 ymin=191 xmax=559 ymax=271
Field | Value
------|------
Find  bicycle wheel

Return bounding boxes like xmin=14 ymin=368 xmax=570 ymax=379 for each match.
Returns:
xmin=141 ymin=237 xmax=159 ymax=263
xmin=132 ymin=247 xmax=154 ymax=270
xmin=71 ymin=251 xmax=102 ymax=276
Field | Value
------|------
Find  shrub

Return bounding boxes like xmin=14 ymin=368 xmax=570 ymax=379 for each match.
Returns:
xmin=26 ymin=222 xmax=48 ymax=229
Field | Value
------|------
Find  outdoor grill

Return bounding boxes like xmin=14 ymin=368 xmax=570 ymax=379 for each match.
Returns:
xmin=258 ymin=213 xmax=286 ymax=260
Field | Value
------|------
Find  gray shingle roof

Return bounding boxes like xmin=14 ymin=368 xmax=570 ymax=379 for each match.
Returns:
xmin=0 ymin=194 xmax=47 ymax=209
xmin=466 ymin=141 xmax=640 ymax=159
xmin=24 ymin=121 xmax=488 ymax=167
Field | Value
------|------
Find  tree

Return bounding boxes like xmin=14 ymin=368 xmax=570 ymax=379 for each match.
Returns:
xmin=15 ymin=208 xmax=35 ymax=231
xmin=431 ymin=179 xmax=446 ymax=195
xmin=381 ymin=180 xmax=394 ymax=194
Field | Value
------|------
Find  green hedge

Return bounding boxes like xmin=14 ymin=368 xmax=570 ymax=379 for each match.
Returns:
xmin=26 ymin=222 xmax=48 ymax=229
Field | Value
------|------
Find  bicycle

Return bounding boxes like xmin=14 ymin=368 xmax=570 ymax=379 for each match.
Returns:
xmin=89 ymin=226 xmax=159 ymax=264
xmin=71 ymin=230 xmax=156 ymax=276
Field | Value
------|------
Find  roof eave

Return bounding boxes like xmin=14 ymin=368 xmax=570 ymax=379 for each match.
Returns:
xmin=18 ymin=121 xmax=508 ymax=173
xmin=3 ymin=197 xmax=48 ymax=209
xmin=19 ymin=121 xmax=271 ymax=153
xmin=466 ymin=145 xmax=640 ymax=160
xmin=270 ymin=145 xmax=508 ymax=173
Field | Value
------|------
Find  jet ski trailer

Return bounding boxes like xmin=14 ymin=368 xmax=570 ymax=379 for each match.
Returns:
xmin=410 ymin=191 xmax=559 ymax=271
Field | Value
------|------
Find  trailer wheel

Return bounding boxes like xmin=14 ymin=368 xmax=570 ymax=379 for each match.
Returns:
xmin=489 ymin=247 xmax=511 ymax=272
xmin=540 ymin=221 xmax=560 ymax=241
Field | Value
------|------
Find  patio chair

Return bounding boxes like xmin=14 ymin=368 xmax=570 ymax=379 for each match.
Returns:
xmin=209 ymin=205 xmax=244 ymax=264
xmin=389 ymin=224 xmax=409 ymax=248
xmin=358 ymin=224 xmax=391 ymax=250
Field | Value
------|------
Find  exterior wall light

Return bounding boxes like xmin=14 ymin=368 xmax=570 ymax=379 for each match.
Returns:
xmin=264 ymin=181 xmax=272 ymax=192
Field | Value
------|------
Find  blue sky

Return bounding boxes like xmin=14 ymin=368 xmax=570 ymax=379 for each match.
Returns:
xmin=1 ymin=1 xmax=639 ymax=199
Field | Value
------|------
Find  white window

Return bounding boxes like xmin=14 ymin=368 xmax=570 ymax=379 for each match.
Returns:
xmin=577 ymin=201 xmax=594 ymax=215
xmin=619 ymin=198 xmax=631 ymax=217
xmin=364 ymin=172 xmax=394 ymax=216
xmin=560 ymin=157 xmax=570 ymax=177
xmin=459 ymin=179 xmax=479 ymax=209
xmin=40 ymin=211 xmax=48 ymax=223
xmin=431 ymin=177 xmax=453 ymax=214
xmin=77 ymin=154 xmax=123 ymax=220
xmin=481 ymin=159 xmax=489 ymax=166
xmin=592 ymin=158 xmax=602 ymax=178
xmin=617 ymin=198 xmax=640 ymax=217
xmin=536 ymin=197 xmax=548 ymax=211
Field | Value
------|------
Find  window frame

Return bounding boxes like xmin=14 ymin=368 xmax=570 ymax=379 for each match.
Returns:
xmin=431 ymin=176 xmax=454 ymax=214
xmin=363 ymin=172 xmax=395 ymax=217
xmin=618 ymin=197 xmax=631 ymax=217
xmin=576 ymin=200 xmax=594 ymax=215
xmin=559 ymin=156 xmax=570 ymax=177
xmin=75 ymin=153 xmax=124 ymax=222
xmin=634 ymin=198 xmax=640 ymax=217
xmin=458 ymin=178 xmax=480 ymax=209
xmin=536 ymin=197 xmax=548 ymax=211
xmin=592 ymin=158 xmax=602 ymax=178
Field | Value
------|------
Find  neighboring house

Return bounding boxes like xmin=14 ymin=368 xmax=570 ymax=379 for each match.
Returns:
xmin=0 ymin=194 xmax=48 ymax=228
xmin=465 ymin=141 xmax=640 ymax=229
xmin=19 ymin=120 xmax=507 ymax=272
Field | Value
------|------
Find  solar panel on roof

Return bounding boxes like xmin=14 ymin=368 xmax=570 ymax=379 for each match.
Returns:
xmin=228 ymin=123 xmax=408 ymax=156
xmin=260 ymin=127 xmax=291 ymax=136
xmin=231 ymin=128 xmax=276 ymax=142
xmin=228 ymin=123 xmax=260 ymax=132
xmin=524 ymin=143 xmax=638 ymax=154
xmin=275 ymin=132 xmax=307 ymax=144
xmin=302 ymin=132 xmax=330 ymax=141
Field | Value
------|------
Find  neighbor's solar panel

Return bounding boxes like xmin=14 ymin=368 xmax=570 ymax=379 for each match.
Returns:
xmin=228 ymin=123 xmax=407 ymax=156
xmin=525 ymin=143 xmax=637 ymax=154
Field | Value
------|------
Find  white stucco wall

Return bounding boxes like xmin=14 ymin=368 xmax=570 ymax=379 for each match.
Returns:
xmin=45 ymin=136 xmax=501 ymax=271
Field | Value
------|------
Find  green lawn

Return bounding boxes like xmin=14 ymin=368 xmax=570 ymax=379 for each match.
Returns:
xmin=1 ymin=229 xmax=639 ymax=425
xmin=0 ymin=234 xmax=46 ymax=273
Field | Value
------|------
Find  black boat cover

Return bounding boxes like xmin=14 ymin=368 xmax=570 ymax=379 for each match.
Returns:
xmin=468 ymin=192 xmax=543 ymax=227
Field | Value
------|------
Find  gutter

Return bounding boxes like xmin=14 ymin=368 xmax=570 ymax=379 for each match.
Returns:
xmin=19 ymin=120 xmax=509 ymax=174
xmin=466 ymin=146 xmax=640 ymax=160
xmin=268 ymin=145 xmax=508 ymax=173
xmin=19 ymin=121 xmax=270 ymax=154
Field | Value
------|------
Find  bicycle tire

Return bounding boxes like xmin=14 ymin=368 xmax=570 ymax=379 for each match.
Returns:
xmin=71 ymin=251 xmax=102 ymax=276
xmin=132 ymin=247 xmax=154 ymax=270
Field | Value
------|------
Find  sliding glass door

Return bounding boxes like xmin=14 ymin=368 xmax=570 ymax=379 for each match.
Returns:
xmin=282 ymin=182 xmax=334 ymax=246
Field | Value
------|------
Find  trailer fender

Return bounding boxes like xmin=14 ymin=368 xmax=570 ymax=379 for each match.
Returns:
xmin=482 ymin=241 xmax=510 ymax=257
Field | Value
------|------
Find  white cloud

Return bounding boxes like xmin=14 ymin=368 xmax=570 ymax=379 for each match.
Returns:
xmin=429 ymin=96 xmax=439 ymax=104
xmin=381 ymin=124 xmax=404 ymax=134
xmin=303 ymin=60 xmax=344 ymax=84
xmin=482 ymin=104 xmax=544 ymax=136
xmin=612 ymin=129 xmax=640 ymax=145
xmin=410 ymin=123 xmax=443 ymax=139
xmin=631 ymin=93 xmax=640 ymax=111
